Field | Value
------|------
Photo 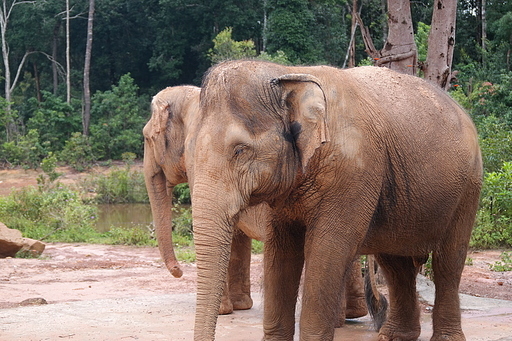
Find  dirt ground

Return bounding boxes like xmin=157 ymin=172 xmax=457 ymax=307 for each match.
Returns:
xmin=0 ymin=242 xmax=511 ymax=310
xmin=1 ymin=165 xmax=512 ymax=339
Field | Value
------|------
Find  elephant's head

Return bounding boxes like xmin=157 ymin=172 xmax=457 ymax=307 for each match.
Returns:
xmin=191 ymin=60 xmax=330 ymax=338
xmin=143 ymin=85 xmax=201 ymax=278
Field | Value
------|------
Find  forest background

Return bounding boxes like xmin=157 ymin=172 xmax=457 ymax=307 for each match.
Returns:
xmin=0 ymin=0 xmax=512 ymax=250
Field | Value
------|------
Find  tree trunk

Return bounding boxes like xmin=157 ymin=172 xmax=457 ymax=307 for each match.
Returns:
xmin=424 ymin=0 xmax=457 ymax=89
xmin=82 ymin=0 xmax=94 ymax=136
xmin=355 ymin=0 xmax=417 ymax=75
xmin=348 ymin=0 xmax=357 ymax=68
xmin=481 ymin=0 xmax=486 ymax=52
xmin=378 ymin=0 xmax=417 ymax=75
xmin=33 ymin=62 xmax=41 ymax=102
xmin=52 ymin=21 xmax=60 ymax=96
xmin=0 ymin=0 xmax=34 ymax=141
xmin=66 ymin=0 xmax=71 ymax=103
xmin=1 ymin=0 xmax=13 ymax=140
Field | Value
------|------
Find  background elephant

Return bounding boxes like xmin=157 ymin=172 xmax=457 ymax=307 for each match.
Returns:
xmin=142 ymin=85 xmax=368 ymax=319
xmin=189 ymin=60 xmax=482 ymax=340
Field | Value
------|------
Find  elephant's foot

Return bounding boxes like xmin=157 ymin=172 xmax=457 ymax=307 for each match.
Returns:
xmin=430 ymin=331 xmax=466 ymax=341
xmin=230 ymin=293 xmax=253 ymax=310
xmin=378 ymin=322 xmax=420 ymax=341
xmin=219 ymin=295 xmax=234 ymax=315
xmin=345 ymin=295 xmax=368 ymax=319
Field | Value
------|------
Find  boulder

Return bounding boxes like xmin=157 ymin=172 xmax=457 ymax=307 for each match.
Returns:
xmin=0 ymin=222 xmax=24 ymax=257
xmin=0 ymin=222 xmax=46 ymax=258
xmin=20 ymin=238 xmax=46 ymax=256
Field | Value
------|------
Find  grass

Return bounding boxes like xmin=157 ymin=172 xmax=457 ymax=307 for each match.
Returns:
xmin=490 ymin=251 xmax=512 ymax=272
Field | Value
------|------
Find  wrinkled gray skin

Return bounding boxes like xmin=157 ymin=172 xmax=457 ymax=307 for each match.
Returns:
xmin=190 ymin=61 xmax=482 ymax=341
xmin=142 ymin=85 xmax=368 ymax=318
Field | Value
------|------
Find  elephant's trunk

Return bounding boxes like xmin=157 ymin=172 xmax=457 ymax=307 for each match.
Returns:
xmin=147 ymin=171 xmax=183 ymax=278
xmin=191 ymin=181 xmax=238 ymax=340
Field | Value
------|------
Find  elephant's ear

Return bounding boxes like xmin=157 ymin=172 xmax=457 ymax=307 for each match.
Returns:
xmin=271 ymin=74 xmax=330 ymax=173
xmin=147 ymin=93 xmax=172 ymax=167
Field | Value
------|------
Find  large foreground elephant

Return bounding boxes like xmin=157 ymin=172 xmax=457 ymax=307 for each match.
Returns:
xmin=142 ymin=85 xmax=368 ymax=318
xmin=188 ymin=61 xmax=482 ymax=340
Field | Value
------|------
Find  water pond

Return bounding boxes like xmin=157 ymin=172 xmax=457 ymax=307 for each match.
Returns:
xmin=96 ymin=203 xmax=153 ymax=233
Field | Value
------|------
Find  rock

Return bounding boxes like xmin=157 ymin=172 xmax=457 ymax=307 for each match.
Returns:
xmin=21 ymin=238 xmax=46 ymax=256
xmin=19 ymin=298 xmax=48 ymax=306
xmin=0 ymin=222 xmax=24 ymax=258
xmin=0 ymin=222 xmax=46 ymax=258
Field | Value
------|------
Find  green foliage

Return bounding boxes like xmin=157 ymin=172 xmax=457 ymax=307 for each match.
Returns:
xmin=173 ymin=183 xmax=191 ymax=204
xmin=489 ymin=251 xmax=512 ymax=272
xmin=257 ymin=50 xmax=291 ymax=65
xmin=84 ymin=165 xmax=149 ymax=204
xmin=175 ymin=246 xmax=196 ymax=263
xmin=0 ymin=184 xmax=98 ymax=242
xmin=208 ymin=27 xmax=257 ymax=64
xmin=59 ymin=132 xmax=96 ymax=172
xmin=89 ymin=74 xmax=147 ymax=160
xmin=171 ymin=205 xmax=195 ymax=262
xmin=25 ymin=92 xmax=81 ymax=153
xmin=415 ymin=22 xmax=430 ymax=64
xmin=266 ymin=0 xmax=321 ymax=64
xmin=172 ymin=204 xmax=193 ymax=236
xmin=0 ymin=129 xmax=48 ymax=169
xmin=471 ymin=162 xmax=512 ymax=248
xmin=474 ymin=116 xmax=512 ymax=174
xmin=482 ymin=162 xmax=512 ymax=217
xmin=251 ymin=240 xmax=264 ymax=254
xmin=37 ymin=152 xmax=62 ymax=185
xmin=104 ymin=225 xmax=157 ymax=246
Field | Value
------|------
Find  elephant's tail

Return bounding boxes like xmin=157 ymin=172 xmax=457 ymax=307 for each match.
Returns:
xmin=364 ymin=255 xmax=388 ymax=331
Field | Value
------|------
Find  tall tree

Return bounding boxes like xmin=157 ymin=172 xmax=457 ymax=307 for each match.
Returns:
xmin=66 ymin=0 xmax=71 ymax=103
xmin=82 ymin=0 xmax=94 ymax=136
xmin=424 ymin=0 xmax=457 ymax=89
xmin=356 ymin=0 xmax=418 ymax=75
xmin=0 ymin=0 xmax=35 ymax=140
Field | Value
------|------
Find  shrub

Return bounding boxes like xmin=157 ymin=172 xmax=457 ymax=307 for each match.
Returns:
xmin=172 ymin=204 xmax=193 ymax=236
xmin=1 ymin=129 xmax=48 ymax=169
xmin=471 ymin=161 xmax=512 ymax=248
xmin=89 ymin=74 xmax=147 ymax=160
xmin=59 ymin=132 xmax=96 ymax=171
xmin=25 ymin=92 xmax=81 ymax=153
xmin=0 ymin=184 xmax=98 ymax=242
xmin=105 ymin=225 xmax=157 ymax=246
xmin=489 ymin=251 xmax=512 ymax=272
xmin=173 ymin=183 xmax=191 ymax=204
xmin=84 ymin=165 xmax=149 ymax=203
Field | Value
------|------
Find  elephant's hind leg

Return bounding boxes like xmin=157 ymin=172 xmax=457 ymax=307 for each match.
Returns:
xmin=228 ymin=230 xmax=254 ymax=311
xmin=375 ymin=253 xmax=422 ymax=341
xmin=220 ymin=229 xmax=254 ymax=315
xmin=429 ymin=187 xmax=479 ymax=341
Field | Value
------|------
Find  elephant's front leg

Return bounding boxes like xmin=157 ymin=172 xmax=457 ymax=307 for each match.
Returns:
xmin=299 ymin=234 xmax=356 ymax=340
xmin=263 ymin=222 xmax=305 ymax=341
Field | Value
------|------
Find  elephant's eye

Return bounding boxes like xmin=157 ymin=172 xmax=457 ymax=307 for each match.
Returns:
xmin=233 ymin=144 xmax=251 ymax=159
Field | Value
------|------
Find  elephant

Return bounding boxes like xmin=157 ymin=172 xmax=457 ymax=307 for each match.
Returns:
xmin=142 ymin=85 xmax=369 ymax=318
xmin=187 ymin=60 xmax=483 ymax=341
